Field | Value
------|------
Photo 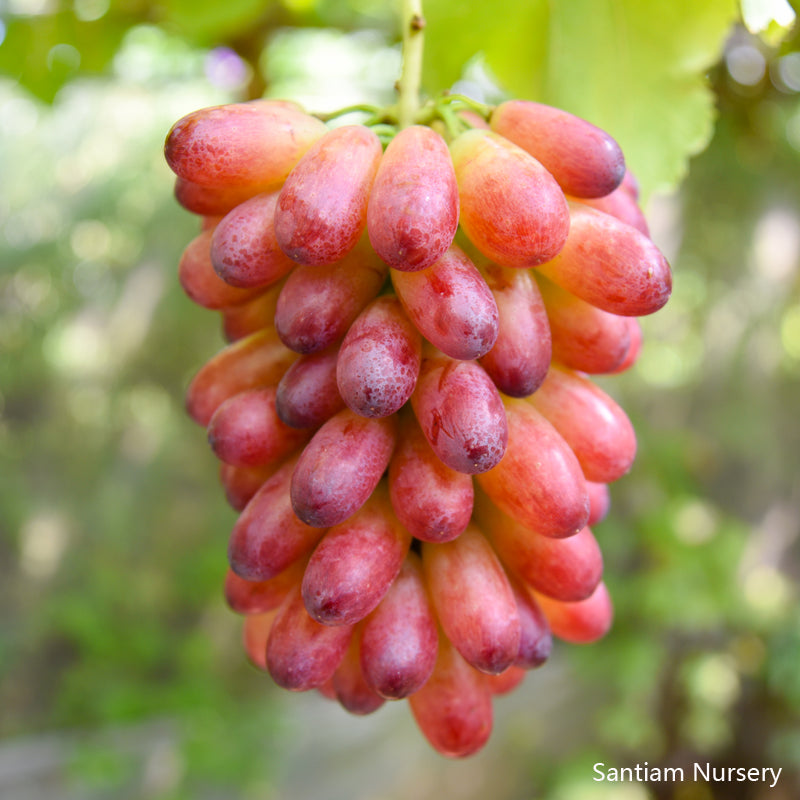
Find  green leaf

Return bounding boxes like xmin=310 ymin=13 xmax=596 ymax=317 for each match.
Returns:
xmin=424 ymin=0 xmax=740 ymax=200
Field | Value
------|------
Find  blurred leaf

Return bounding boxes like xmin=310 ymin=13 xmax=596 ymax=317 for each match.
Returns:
xmin=424 ymin=0 xmax=740 ymax=199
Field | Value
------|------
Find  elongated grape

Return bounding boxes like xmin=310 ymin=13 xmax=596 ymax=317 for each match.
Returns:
xmin=586 ymin=480 xmax=611 ymax=526
xmin=301 ymin=488 xmax=411 ymax=626
xmin=186 ymin=328 xmax=297 ymax=426
xmin=387 ymin=414 xmax=473 ymax=543
xmin=411 ymin=356 xmax=507 ymax=474
xmin=450 ymin=129 xmax=570 ymax=268
xmin=533 ymin=582 xmax=613 ymax=644
xmin=367 ymin=125 xmax=459 ymax=271
xmin=490 ymin=99 xmax=625 ymax=198
xmin=509 ymin=577 xmax=552 ymax=669
xmin=391 ymin=244 xmax=498 ymax=360
xmin=174 ymin=176 xmax=260 ymax=217
xmin=475 ymin=496 xmax=603 ymax=602
xmin=359 ymin=552 xmax=439 ymax=699
xmin=266 ymin=584 xmax=354 ymax=691
xmin=529 ymin=365 xmax=637 ymax=483
xmin=243 ymin=611 xmax=278 ymax=671
xmin=573 ymin=189 xmax=650 ymax=237
xmin=486 ymin=666 xmax=526 ymax=695
xmin=608 ymin=317 xmax=643 ymax=373
xmin=221 ymin=282 xmax=282 ymax=342
xmin=335 ymin=296 xmax=421 ymax=418
xmin=275 ymin=246 xmax=388 ymax=354
xmin=290 ymin=409 xmax=397 ymax=527
xmin=207 ymin=386 xmax=310 ymax=468
xmin=178 ymin=229 xmax=263 ymax=310
xmin=476 ymin=398 xmax=589 ymax=538
xmin=219 ymin=462 xmax=276 ymax=511
xmin=228 ymin=458 xmax=327 ymax=581
xmin=536 ymin=273 xmax=631 ymax=374
xmin=275 ymin=347 xmax=345 ymax=429
xmin=422 ymin=525 xmax=520 ymax=675
xmin=408 ymin=634 xmax=493 ymax=758
xmin=224 ymin=559 xmax=306 ymax=615
xmin=537 ymin=202 xmax=671 ymax=316
xmin=165 ymin=100 xmax=326 ymax=188
xmin=479 ymin=263 xmax=551 ymax=396
xmin=210 ymin=192 xmax=296 ymax=289
xmin=275 ymin=125 xmax=382 ymax=265
xmin=331 ymin=631 xmax=386 ymax=715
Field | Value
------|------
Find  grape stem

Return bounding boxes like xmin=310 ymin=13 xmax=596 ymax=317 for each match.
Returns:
xmin=397 ymin=0 xmax=425 ymax=129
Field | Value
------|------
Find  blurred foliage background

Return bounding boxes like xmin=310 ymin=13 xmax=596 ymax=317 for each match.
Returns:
xmin=1 ymin=1 xmax=800 ymax=799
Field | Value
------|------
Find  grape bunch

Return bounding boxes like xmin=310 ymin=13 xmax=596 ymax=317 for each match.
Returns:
xmin=165 ymin=96 xmax=671 ymax=758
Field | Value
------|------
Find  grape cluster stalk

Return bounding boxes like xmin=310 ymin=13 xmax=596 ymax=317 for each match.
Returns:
xmin=164 ymin=93 xmax=671 ymax=758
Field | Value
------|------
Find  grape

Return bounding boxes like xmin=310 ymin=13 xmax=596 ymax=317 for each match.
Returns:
xmin=586 ymin=481 xmax=611 ymax=526
xmin=207 ymin=386 xmax=310 ymax=468
xmin=301 ymin=487 xmax=411 ymax=626
xmin=367 ymin=125 xmax=459 ymax=271
xmin=476 ymin=398 xmax=589 ymax=538
xmin=387 ymin=413 xmax=473 ymax=543
xmin=331 ymin=631 xmax=386 ymax=715
xmin=573 ymin=189 xmax=650 ymax=237
xmin=266 ymin=584 xmax=354 ymax=691
xmin=164 ymin=100 xmax=326 ymax=188
xmin=290 ymin=409 xmax=397 ymax=527
xmin=242 ymin=611 xmax=278 ymax=671
xmin=490 ymin=99 xmax=625 ymax=198
xmin=391 ymin=244 xmax=499 ymax=360
xmin=275 ymin=245 xmax=388 ymax=354
xmin=408 ymin=633 xmax=493 ymax=759
xmin=174 ymin=176 xmax=261 ymax=217
xmin=210 ymin=192 xmax=296 ymax=289
xmin=475 ymin=495 xmax=603 ymax=602
xmin=486 ymin=666 xmax=526 ymax=695
xmin=275 ymin=125 xmax=383 ymax=265
xmin=411 ymin=355 xmax=507 ymax=474
xmin=450 ymin=128 xmax=570 ymax=268
xmin=224 ymin=559 xmax=306 ymax=615
xmin=422 ymin=525 xmax=520 ymax=675
xmin=359 ymin=552 xmax=439 ymax=699
xmin=529 ymin=364 xmax=637 ymax=483
xmin=336 ymin=295 xmax=422 ymax=418
xmin=536 ymin=273 xmax=632 ymax=374
xmin=508 ymin=576 xmax=552 ymax=669
xmin=219 ymin=462 xmax=276 ymax=511
xmin=274 ymin=347 xmax=345 ymax=429
xmin=178 ymin=229 xmax=263 ymax=309
xmin=228 ymin=457 xmax=327 ymax=581
xmin=537 ymin=202 xmax=672 ymax=316
xmin=478 ymin=263 xmax=551 ymax=396
xmin=221 ymin=282 xmax=283 ymax=342
xmin=185 ymin=328 xmax=297 ymax=427
xmin=533 ymin=581 xmax=613 ymax=644
xmin=608 ymin=317 xmax=643 ymax=373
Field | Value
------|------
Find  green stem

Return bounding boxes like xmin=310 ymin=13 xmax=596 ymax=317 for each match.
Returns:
xmin=397 ymin=0 xmax=425 ymax=128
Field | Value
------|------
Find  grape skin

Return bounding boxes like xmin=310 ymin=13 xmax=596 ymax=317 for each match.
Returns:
xmin=275 ymin=347 xmax=346 ymax=429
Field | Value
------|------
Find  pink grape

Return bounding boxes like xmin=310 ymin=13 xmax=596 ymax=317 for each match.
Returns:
xmin=490 ymin=99 xmax=625 ymax=198
xmin=224 ymin=559 xmax=306 ymax=615
xmin=508 ymin=576 xmax=552 ymax=669
xmin=422 ymin=525 xmax=520 ymax=675
xmin=275 ymin=346 xmax=346 ymax=429
xmin=408 ymin=633 xmax=493 ymax=759
xmin=479 ymin=263 xmax=551 ymax=396
xmin=411 ymin=355 xmax=507 ymax=474
xmin=387 ymin=414 xmax=473 ymax=543
xmin=359 ymin=552 xmax=439 ymax=699
xmin=486 ymin=666 xmax=526 ymax=695
xmin=586 ymin=481 xmax=611 ymax=526
xmin=266 ymin=584 xmax=354 ymax=691
xmin=207 ymin=386 xmax=310 ymax=468
xmin=174 ymin=176 xmax=261 ymax=217
xmin=221 ymin=283 xmax=282 ymax=342
xmin=275 ymin=125 xmax=383 ymax=265
xmin=608 ymin=317 xmax=643 ymax=373
xmin=573 ymin=189 xmax=650 ymax=237
xmin=218 ymin=462 xmax=276 ymax=511
xmin=242 ymin=611 xmax=278 ymax=671
xmin=164 ymin=100 xmax=326 ymax=188
xmin=210 ymin=192 xmax=296 ymax=289
xmin=367 ymin=125 xmax=459 ymax=271
xmin=228 ymin=457 xmax=327 ymax=581
xmin=476 ymin=398 xmax=589 ymax=538
xmin=275 ymin=245 xmax=388 ymax=354
xmin=529 ymin=364 xmax=637 ymax=483
xmin=537 ymin=202 xmax=671 ymax=316
xmin=450 ymin=128 xmax=570 ymax=268
xmin=331 ymin=631 xmax=386 ymax=715
xmin=336 ymin=295 xmax=422 ymax=418
xmin=391 ymin=244 xmax=498 ymax=360
xmin=290 ymin=409 xmax=397 ymax=527
xmin=533 ymin=581 xmax=614 ymax=644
